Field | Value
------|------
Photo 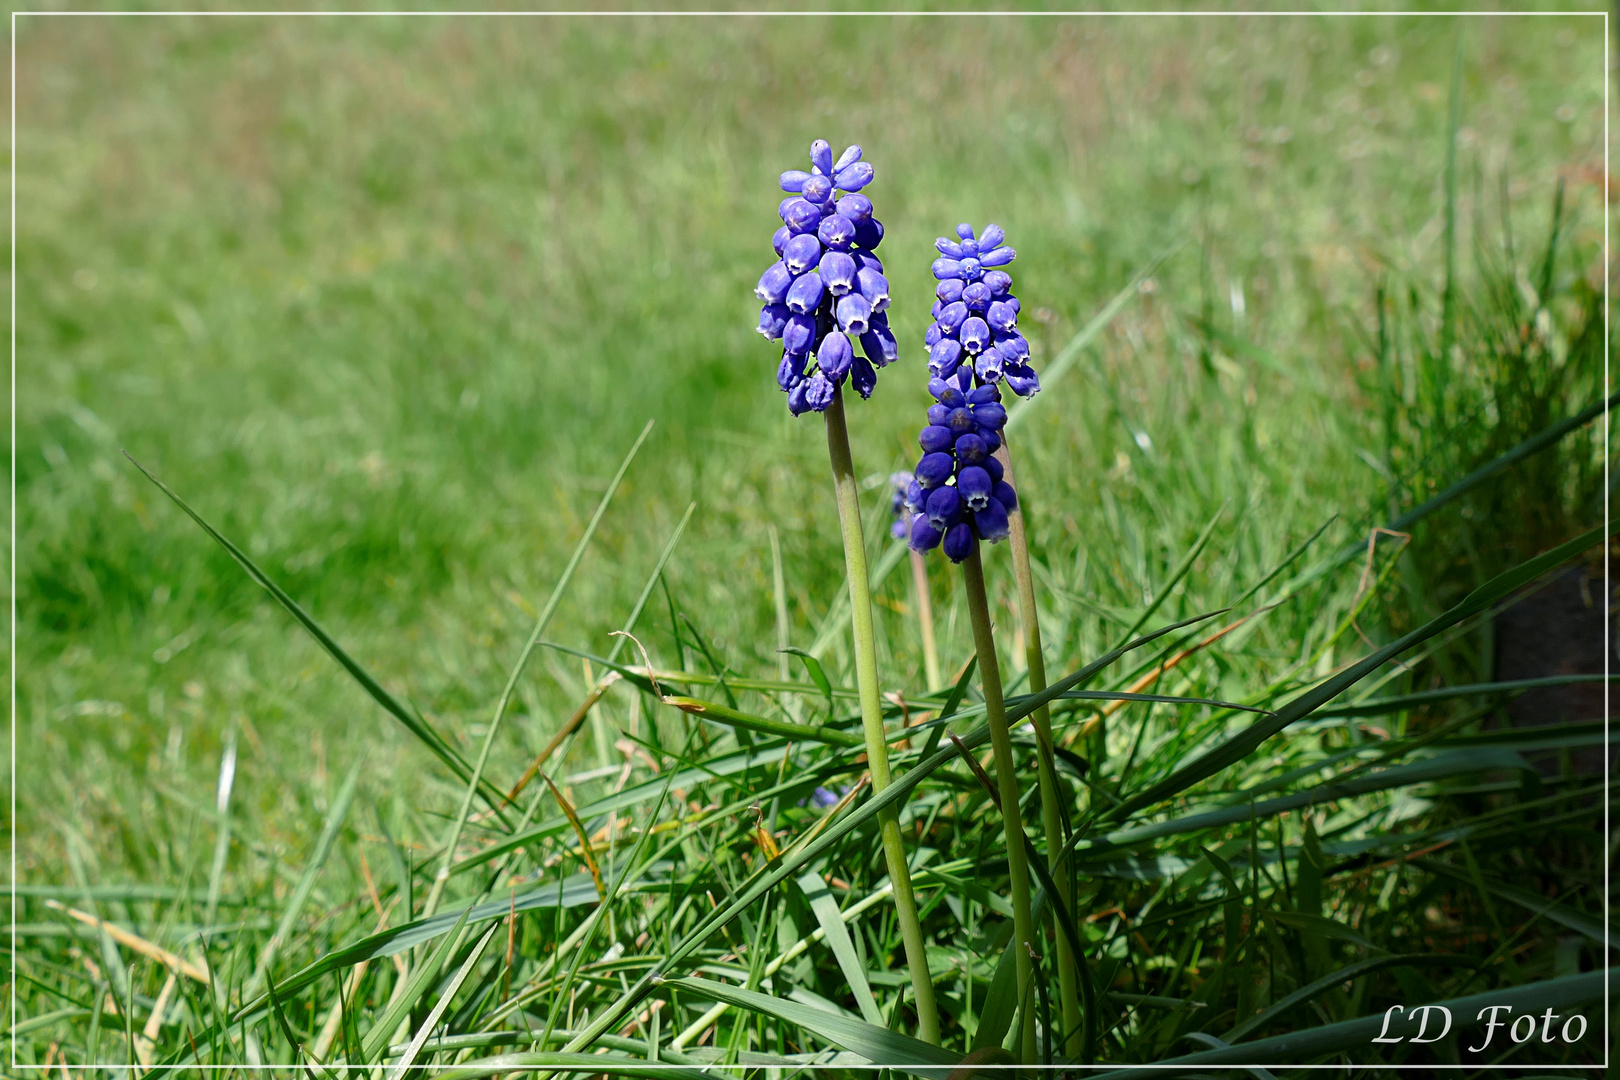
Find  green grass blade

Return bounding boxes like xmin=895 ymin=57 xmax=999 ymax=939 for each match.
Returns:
xmin=435 ymin=1053 xmax=717 ymax=1080
xmin=244 ymin=756 xmax=364 ymax=999
xmin=123 ymin=452 xmax=495 ymax=811
xmin=1110 ymin=503 xmax=1225 ymax=651
xmin=663 ymin=976 xmax=959 ymax=1072
xmin=795 ymin=870 xmax=883 ymax=1026
xmin=1417 ymin=859 xmax=1616 ymax=944
xmin=1312 ymin=674 xmax=1612 ymax=717
xmin=661 ymin=696 xmax=862 ymax=748
xmin=385 ymin=920 xmax=501 ymax=1079
xmin=360 ymin=904 xmax=472 ymax=1063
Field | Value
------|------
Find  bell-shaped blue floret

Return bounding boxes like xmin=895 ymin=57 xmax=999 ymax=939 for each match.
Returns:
xmin=925 ymin=485 xmax=963 ymax=532
xmin=773 ymin=226 xmax=793 ymax=257
xmin=782 ymin=312 xmax=817 ymax=355
xmin=943 ymin=522 xmax=976 ymax=563
xmin=957 ymin=465 xmax=993 ymax=510
xmin=968 ymin=384 xmax=1001 ymax=405
xmin=946 ymin=406 xmax=975 ymax=435
xmin=783 ymin=232 xmax=823 ymax=275
xmin=909 ymin=515 xmax=943 ymax=552
xmin=974 ymin=497 xmax=1011 ymax=542
xmin=836 ymin=294 xmax=872 ymax=335
xmin=860 ymin=324 xmax=899 ymax=366
xmin=778 ymin=352 xmax=806 ymax=391
xmin=955 ymin=433 xmax=988 ymax=465
xmin=756 ymin=261 xmax=793 ymax=304
xmin=984 ymin=270 xmax=1012 ymax=297
xmin=819 ymin=250 xmax=857 ymax=296
xmin=916 ymin=452 xmax=955 ymax=489
xmin=758 ymin=304 xmax=790 ymax=340
xmin=956 ymin=223 xmax=976 ymax=240
xmin=785 ymin=271 xmax=825 ymax=315
xmin=993 ymin=481 xmax=1018 ymax=513
xmin=852 ymin=217 xmax=883 ymax=250
xmin=928 ymin=339 xmax=963 ymax=377
xmin=782 ymin=198 xmax=822 ymax=234
xmin=986 ymin=300 xmax=1017 ymax=334
xmin=818 ymin=331 xmax=854 ymax=381
xmin=973 ymin=402 xmax=1008 ymax=430
xmin=834 ymin=144 xmax=861 ymax=171
xmin=960 ymin=316 xmax=991 ymax=353
xmin=818 ymin=213 xmax=855 ymax=252
xmin=983 ymin=456 xmax=1004 ymax=483
xmin=936 ymin=237 xmax=966 ymax=259
xmin=919 ymin=425 xmax=955 ymax=453
xmin=964 ymin=282 xmax=992 ymax=312
xmin=836 ymin=193 xmax=872 ymax=223
xmin=1003 ymin=362 xmax=1041 ymax=397
xmin=850 ymin=355 xmax=877 ymax=400
xmin=804 ymin=373 xmax=836 ymax=412
xmin=855 ymin=268 xmax=889 ymax=312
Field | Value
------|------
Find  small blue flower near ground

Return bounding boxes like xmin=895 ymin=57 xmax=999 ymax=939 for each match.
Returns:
xmin=908 ymin=224 xmax=1032 ymax=563
xmin=756 ymin=140 xmax=899 ymax=415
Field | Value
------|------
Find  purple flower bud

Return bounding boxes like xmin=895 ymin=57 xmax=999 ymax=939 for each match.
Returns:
xmin=936 ymin=238 xmax=966 ymax=259
xmin=783 ymin=198 xmax=822 ymax=234
xmin=850 ymin=355 xmax=877 ymax=399
xmin=926 ymin=403 xmax=948 ymax=426
xmin=979 ymin=225 xmax=1005 ymax=249
xmin=995 ymin=331 xmax=1031 ymax=363
xmin=936 ymin=279 xmax=965 ymax=304
xmin=928 ymin=338 xmax=963 ymax=377
xmin=805 ymin=373 xmax=836 ymax=412
xmin=785 ymin=271 xmax=825 ymax=314
xmin=910 ymin=515 xmax=943 ymax=552
xmin=968 ymin=384 xmax=1001 ymax=405
xmin=756 ymin=261 xmax=794 ymax=304
xmin=1004 ymin=362 xmax=1041 ymax=397
xmin=963 ymin=282 xmax=992 ymax=312
xmin=803 ymin=174 xmax=833 ymax=204
xmin=855 ymin=268 xmax=889 ymax=312
xmin=860 ymin=325 xmax=899 ymax=366
xmin=852 ymin=217 xmax=883 ymax=250
xmin=959 ymin=237 xmax=980 ymax=257
xmin=818 ymin=213 xmax=855 ymax=252
xmin=979 ymin=428 xmax=1002 ymax=453
xmin=836 ymin=293 xmax=872 ymax=335
xmin=984 ymin=270 xmax=1013 ymax=297
xmin=938 ymin=386 xmax=967 ymax=408
xmin=925 ymin=485 xmax=963 ymax=531
xmin=834 ymin=161 xmax=874 ymax=192
xmin=943 ymin=522 xmax=976 ymax=563
xmin=983 ymin=456 xmax=1004 ymax=483
xmin=956 ymin=223 xmax=976 ymax=240
xmin=924 ymin=322 xmax=944 ymax=347
xmin=780 ymin=170 xmax=811 ymax=193
xmin=957 ymin=465 xmax=993 ymax=510
xmin=980 ymin=246 xmax=1016 ymax=267
xmin=782 ymin=312 xmax=817 ymax=355
xmin=817 ymin=330 xmax=854 ymax=381
xmin=973 ymin=402 xmax=1008 ymax=430
xmin=916 ymin=452 xmax=955 ymax=489
xmin=919 ymin=424 xmax=955 ymax=453
xmin=853 ymin=250 xmax=884 ymax=274
xmin=811 ymin=139 xmax=834 ymax=175
xmin=787 ymin=380 xmax=812 ymax=415
xmin=819 ymin=250 xmax=857 ymax=296
xmin=954 ymin=432 xmax=987 ymax=464
xmin=947 ymin=406 xmax=975 ymax=434
xmin=937 ymin=301 xmax=968 ymax=336
xmin=906 ymin=479 xmax=925 ymax=512
xmin=993 ymin=480 xmax=1018 ymax=512
xmin=959 ymin=257 xmax=983 ymax=281
xmin=960 ymin=316 xmax=992 ymax=353
xmin=758 ymin=304 xmax=790 ymax=340
xmin=836 ymin=193 xmax=872 ymax=223
xmin=773 ymin=226 xmax=793 ymax=257
xmin=783 ymin=232 xmax=822 ymax=275
xmin=778 ymin=351 xmax=806 ymax=391
xmin=974 ymin=497 xmax=1011 ymax=542
xmin=986 ymin=300 xmax=1017 ymax=334
xmin=811 ymin=784 xmax=840 ymax=808
xmin=932 ymin=258 xmax=964 ymax=281
xmin=834 ymin=144 xmax=861 ymax=172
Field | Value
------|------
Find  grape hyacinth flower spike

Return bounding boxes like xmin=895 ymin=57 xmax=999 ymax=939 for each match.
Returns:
xmin=756 ymin=140 xmax=898 ymax=415
xmin=753 ymin=140 xmax=939 ymax=1046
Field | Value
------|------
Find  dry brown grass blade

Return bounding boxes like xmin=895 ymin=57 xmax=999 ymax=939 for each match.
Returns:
xmin=504 ymin=671 xmax=623 ymax=807
xmin=543 ymin=773 xmax=606 ymax=900
xmin=1065 ymin=608 xmax=1270 ymax=744
xmin=44 ymin=900 xmax=210 ymax=983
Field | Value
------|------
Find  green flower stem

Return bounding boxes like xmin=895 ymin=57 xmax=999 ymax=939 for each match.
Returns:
xmin=996 ymin=439 xmax=1081 ymax=1057
xmin=909 ymin=547 xmax=943 ymax=693
xmin=824 ymin=387 xmax=940 ymax=1045
xmin=961 ymin=543 xmax=1037 ymax=1063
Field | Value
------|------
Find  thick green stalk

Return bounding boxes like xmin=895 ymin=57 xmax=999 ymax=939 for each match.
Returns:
xmin=909 ymin=548 xmax=943 ymax=693
xmin=961 ymin=543 xmax=1037 ymax=1063
xmin=996 ymin=440 xmax=1080 ymax=1056
xmin=824 ymin=388 xmax=940 ymax=1045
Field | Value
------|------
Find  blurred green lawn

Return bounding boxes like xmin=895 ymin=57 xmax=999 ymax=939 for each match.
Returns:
xmin=14 ymin=11 xmax=1605 ymax=876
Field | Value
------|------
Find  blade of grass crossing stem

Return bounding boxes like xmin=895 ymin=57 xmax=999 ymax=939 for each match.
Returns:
xmin=820 ymin=387 xmax=939 ymax=1043
xmin=386 ymin=921 xmax=502 ymax=1079
xmin=552 ymin=612 xmax=1226 ymax=1055
xmin=123 ymin=453 xmax=497 ymax=815
xmin=244 ymin=757 xmax=363 ymax=1000
xmin=795 ymin=870 xmax=884 ymax=1026
xmin=1110 ymin=524 xmax=1616 ymax=822
xmin=961 ymin=545 xmax=1036 ymax=1062
xmin=422 ymin=419 xmax=653 ymax=920
xmin=1005 ymin=238 xmax=1188 ymax=433
xmin=360 ymin=905 xmax=471 ymax=1063
xmin=995 ymin=436 xmax=1078 ymax=1055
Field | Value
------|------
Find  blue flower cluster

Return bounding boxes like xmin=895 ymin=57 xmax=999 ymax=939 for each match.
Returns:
xmin=925 ymin=224 xmax=1040 ymax=397
xmin=755 ymin=140 xmax=899 ymax=415
xmin=906 ymin=224 xmax=1032 ymax=563
xmin=888 ymin=471 xmax=915 ymax=540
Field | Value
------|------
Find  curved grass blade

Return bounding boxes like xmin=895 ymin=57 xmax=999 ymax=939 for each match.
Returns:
xmin=385 ymin=920 xmax=501 ymax=1079
xmin=1313 ymin=674 xmax=1612 ymax=717
xmin=543 ymin=774 xmax=605 ymax=900
xmin=1053 ymin=690 xmax=1271 ymax=714
xmin=359 ymin=905 xmax=471 ymax=1063
xmin=662 ymin=976 xmax=959 ymax=1073
xmin=795 ymin=870 xmax=883 ymax=1026
xmin=1222 ymin=954 xmax=1471 ymax=1043
xmin=1109 ymin=524 xmax=1614 ymax=823
xmin=123 ymin=452 xmax=496 ymax=812
xmin=660 ymin=696 xmax=862 ymax=748
xmin=1416 ymin=859 xmax=1617 ymax=944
